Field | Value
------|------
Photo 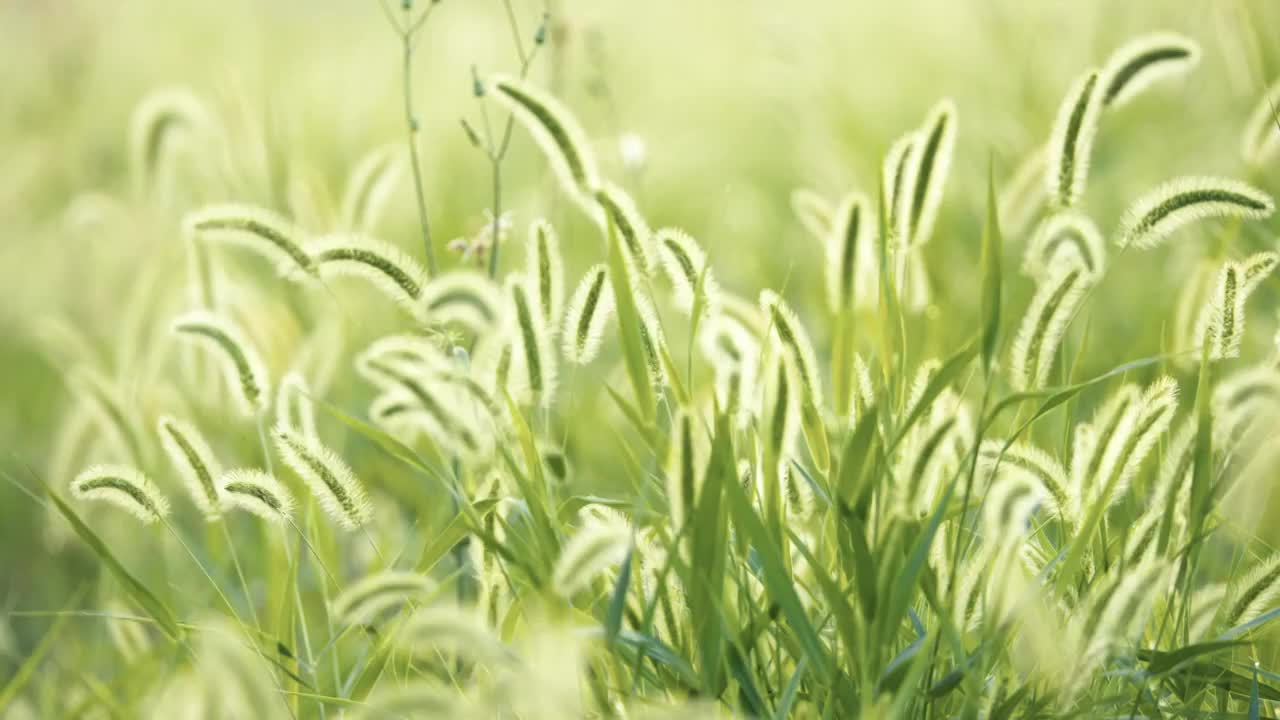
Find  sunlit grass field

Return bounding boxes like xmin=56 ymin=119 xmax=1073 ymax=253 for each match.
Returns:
xmin=4 ymin=1 xmax=1280 ymax=717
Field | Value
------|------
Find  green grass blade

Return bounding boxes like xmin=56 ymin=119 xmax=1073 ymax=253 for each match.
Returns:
xmin=980 ymin=157 xmax=1003 ymax=375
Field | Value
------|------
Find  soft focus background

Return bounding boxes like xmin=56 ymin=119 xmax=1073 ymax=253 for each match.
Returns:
xmin=2 ymin=0 xmax=1280 ymax=706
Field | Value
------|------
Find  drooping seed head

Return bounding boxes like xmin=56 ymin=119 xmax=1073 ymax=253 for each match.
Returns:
xmin=306 ymin=234 xmax=428 ymax=314
xmin=275 ymin=371 xmax=319 ymax=443
xmin=1224 ymin=552 xmax=1280 ymax=629
xmin=1241 ymin=78 xmax=1280 ymax=166
xmin=655 ymin=227 xmax=719 ymax=316
xmin=488 ymin=74 xmax=601 ymax=202
xmin=552 ymin=518 xmax=630 ymax=597
xmin=332 ymin=570 xmax=435 ymax=626
xmin=273 ymin=426 xmax=371 ymax=530
xmin=594 ymin=182 xmax=654 ymax=273
xmin=157 ymin=415 xmax=223 ymax=520
xmin=172 ymin=311 xmax=270 ymax=418
xmin=1046 ymin=68 xmax=1104 ymax=208
xmin=979 ymin=440 xmax=1073 ymax=525
xmin=340 ymin=144 xmax=402 ymax=233
xmin=183 ymin=203 xmax=316 ymax=279
xmin=421 ymin=270 xmax=504 ymax=333
xmin=1117 ymin=176 xmax=1274 ymax=250
xmin=219 ymin=468 xmax=295 ymax=524
xmin=71 ymin=464 xmax=170 ymax=524
xmin=1009 ymin=265 xmax=1091 ymax=391
xmin=1023 ymin=210 xmax=1107 ymax=282
xmin=128 ymin=87 xmax=216 ymax=197
xmin=561 ymin=264 xmax=615 ymax=365
xmin=998 ymin=144 xmax=1049 ymax=236
xmin=1099 ymin=31 xmax=1200 ymax=108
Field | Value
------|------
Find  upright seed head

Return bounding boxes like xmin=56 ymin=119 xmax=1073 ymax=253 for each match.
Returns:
xmin=759 ymin=289 xmax=823 ymax=410
xmin=790 ymin=188 xmax=834 ymax=242
xmin=505 ymin=275 xmax=558 ymax=407
xmin=594 ymin=182 xmax=654 ymax=273
xmin=655 ymin=228 xmax=719 ymax=317
xmin=905 ymin=98 xmax=958 ymax=247
xmin=275 ymin=371 xmax=319 ymax=443
xmin=1009 ymin=266 xmax=1091 ymax=391
xmin=340 ymin=144 xmax=403 ymax=234
xmin=824 ymin=192 xmax=876 ymax=312
xmin=562 ymin=264 xmax=615 ymax=365
xmin=882 ymin=131 xmax=922 ymax=245
xmin=525 ymin=219 xmax=565 ymax=327
xmin=1046 ymin=68 xmax=1104 ymax=208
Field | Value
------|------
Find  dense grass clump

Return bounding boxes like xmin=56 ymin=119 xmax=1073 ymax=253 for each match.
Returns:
xmin=5 ymin=2 xmax=1280 ymax=719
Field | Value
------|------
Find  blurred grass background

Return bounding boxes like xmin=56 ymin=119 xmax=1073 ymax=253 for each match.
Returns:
xmin=2 ymin=0 xmax=1279 ymax=667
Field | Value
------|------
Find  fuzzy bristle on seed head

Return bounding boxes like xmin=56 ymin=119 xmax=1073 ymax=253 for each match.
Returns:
xmin=1100 ymin=31 xmax=1200 ymax=108
xmin=340 ymin=143 xmax=402 ymax=233
xmin=306 ymin=234 xmax=427 ymax=313
xmin=882 ymin=131 xmax=922 ymax=245
xmin=552 ymin=520 xmax=630 ymax=597
xmin=275 ymin=371 xmax=319 ymax=442
xmin=525 ymin=219 xmax=565 ymax=326
xmin=157 ymin=415 xmax=223 ymax=520
xmin=505 ymin=275 xmax=558 ymax=406
xmin=219 ymin=468 xmax=294 ymax=523
xmin=655 ymin=228 xmax=719 ymax=316
xmin=979 ymin=440 xmax=1073 ymax=525
xmin=1023 ymin=211 xmax=1106 ymax=282
xmin=790 ymin=188 xmax=834 ymax=241
xmin=1195 ymin=261 xmax=1245 ymax=361
xmin=488 ymin=74 xmax=601 ymax=203
xmin=71 ymin=464 xmax=170 ymax=524
xmin=1224 ymin=553 xmax=1280 ymax=629
xmin=1046 ymin=68 xmax=1104 ymax=208
xmin=824 ymin=192 xmax=877 ymax=312
xmin=182 ymin=203 xmax=316 ymax=279
xmin=421 ymin=270 xmax=503 ymax=333
xmin=905 ymin=98 xmax=957 ymax=247
xmin=272 ymin=426 xmax=371 ymax=530
xmin=1117 ymin=177 xmax=1275 ymax=250
xmin=128 ymin=87 xmax=215 ymax=195
xmin=172 ymin=310 xmax=271 ymax=418
xmin=1241 ymin=78 xmax=1280 ymax=166
xmin=594 ymin=181 xmax=654 ymax=273
xmin=999 ymin=144 xmax=1049 ymax=236
xmin=331 ymin=570 xmax=435 ymax=626
xmin=562 ymin=264 xmax=615 ymax=365
xmin=1009 ymin=266 xmax=1091 ymax=391
xmin=759 ymin=289 xmax=823 ymax=409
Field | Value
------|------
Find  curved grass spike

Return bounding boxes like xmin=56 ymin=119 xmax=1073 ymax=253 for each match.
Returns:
xmin=790 ymin=188 xmax=834 ymax=242
xmin=1117 ymin=177 xmax=1275 ymax=249
xmin=552 ymin=520 xmax=630 ymax=597
xmin=1241 ymin=78 xmax=1280 ymax=166
xmin=183 ymin=204 xmax=317 ymax=278
xmin=273 ymin=426 xmax=371 ymax=530
xmin=1046 ymin=68 xmax=1104 ymax=208
xmin=759 ymin=290 xmax=823 ymax=408
xmin=1096 ymin=377 xmax=1179 ymax=505
xmin=883 ymin=131 xmax=922 ymax=244
xmin=825 ymin=192 xmax=874 ymax=312
xmin=1070 ymin=384 xmax=1140 ymax=508
xmin=128 ymin=87 xmax=214 ymax=196
xmin=906 ymin=98 xmax=957 ymax=247
xmin=340 ymin=143 xmax=402 ymax=233
xmin=489 ymin=74 xmax=601 ymax=198
xmin=1100 ymin=32 xmax=1200 ymax=108
xmin=331 ymin=570 xmax=434 ymax=626
xmin=1224 ymin=553 xmax=1280 ymax=629
xmin=307 ymin=234 xmax=427 ymax=309
xmin=219 ymin=468 xmax=294 ymax=524
xmin=655 ymin=228 xmax=719 ymax=316
xmin=507 ymin=275 xmax=557 ymax=407
xmin=979 ymin=440 xmax=1073 ymax=524
xmin=1009 ymin=266 xmax=1090 ymax=391
xmin=172 ymin=311 xmax=270 ymax=417
xmin=421 ymin=270 xmax=503 ymax=331
xmin=698 ymin=314 xmax=761 ymax=421
xmin=595 ymin=182 xmax=654 ymax=273
xmin=562 ymin=264 xmax=615 ymax=364
xmin=71 ymin=465 xmax=170 ymax=524
xmin=999 ymin=144 xmax=1048 ymax=236
xmin=157 ymin=416 xmax=223 ymax=520
xmin=69 ymin=367 xmax=143 ymax=464
xmin=526 ymin=219 xmax=564 ymax=326
xmin=395 ymin=606 xmax=506 ymax=664
xmin=359 ymin=356 xmax=481 ymax=454
xmin=1197 ymin=262 xmax=1244 ymax=360
xmin=1023 ymin=211 xmax=1106 ymax=282
xmin=275 ymin=371 xmax=319 ymax=442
